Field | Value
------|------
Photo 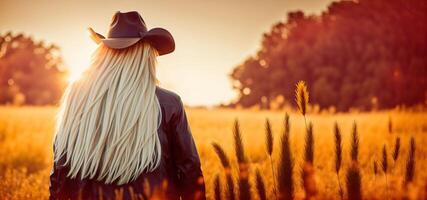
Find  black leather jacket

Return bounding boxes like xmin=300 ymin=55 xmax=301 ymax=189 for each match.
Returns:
xmin=49 ymin=87 xmax=206 ymax=200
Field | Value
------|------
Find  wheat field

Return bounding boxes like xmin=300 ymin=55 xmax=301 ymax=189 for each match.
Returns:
xmin=0 ymin=106 xmax=426 ymax=199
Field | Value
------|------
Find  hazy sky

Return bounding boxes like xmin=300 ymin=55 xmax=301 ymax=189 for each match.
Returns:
xmin=0 ymin=0 xmax=334 ymax=106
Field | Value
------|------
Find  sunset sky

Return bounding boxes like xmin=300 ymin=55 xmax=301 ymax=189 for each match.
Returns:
xmin=0 ymin=0 xmax=334 ymax=106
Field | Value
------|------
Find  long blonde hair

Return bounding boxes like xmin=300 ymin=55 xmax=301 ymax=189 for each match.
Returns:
xmin=54 ymin=42 xmax=162 ymax=185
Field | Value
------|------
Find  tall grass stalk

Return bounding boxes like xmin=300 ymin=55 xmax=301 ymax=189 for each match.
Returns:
xmin=346 ymin=122 xmax=362 ymax=200
xmin=404 ymin=137 xmax=416 ymax=186
xmin=351 ymin=122 xmax=359 ymax=162
xmin=278 ymin=113 xmax=294 ymax=200
xmin=265 ymin=118 xmax=278 ymax=200
xmin=212 ymin=142 xmax=235 ymax=200
xmin=233 ymin=119 xmax=251 ymax=200
xmin=233 ymin=120 xmax=246 ymax=164
xmin=295 ymin=81 xmax=315 ymax=200
xmin=334 ymin=122 xmax=343 ymax=200
xmin=266 ymin=119 xmax=274 ymax=156
xmin=346 ymin=163 xmax=362 ymax=200
xmin=304 ymin=122 xmax=314 ymax=164
xmin=214 ymin=174 xmax=222 ymax=200
xmin=255 ymin=169 xmax=267 ymax=200
xmin=382 ymin=145 xmax=388 ymax=199
xmin=212 ymin=143 xmax=231 ymax=168
xmin=302 ymin=122 xmax=316 ymax=199
xmin=295 ymin=81 xmax=309 ymax=128
xmin=392 ymin=137 xmax=401 ymax=163
xmin=226 ymin=175 xmax=235 ymax=200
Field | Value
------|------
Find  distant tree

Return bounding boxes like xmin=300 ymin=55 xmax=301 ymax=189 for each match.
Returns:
xmin=0 ymin=32 xmax=67 ymax=105
xmin=230 ymin=0 xmax=427 ymax=111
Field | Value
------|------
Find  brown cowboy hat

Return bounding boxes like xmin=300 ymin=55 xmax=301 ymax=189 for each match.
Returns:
xmin=89 ymin=11 xmax=175 ymax=55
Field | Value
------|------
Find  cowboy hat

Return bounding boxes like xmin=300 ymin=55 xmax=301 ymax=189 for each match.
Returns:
xmin=89 ymin=11 xmax=175 ymax=55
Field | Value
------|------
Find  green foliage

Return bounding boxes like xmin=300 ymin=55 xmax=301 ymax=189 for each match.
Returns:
xmin=230 ymin=0 xmax=427 ymax=111
xmin=0 ymin=32 xmax=67 ymax=105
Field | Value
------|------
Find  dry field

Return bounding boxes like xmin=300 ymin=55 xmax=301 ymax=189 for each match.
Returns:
xmin=0 ymin=106 xmax=426 ymax=199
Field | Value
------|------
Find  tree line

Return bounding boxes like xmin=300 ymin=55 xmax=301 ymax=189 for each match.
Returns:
xmin=0 ymin=32 xmax=67 ymax=105
xmin=229 ymin=0 xmax=426 ymax=111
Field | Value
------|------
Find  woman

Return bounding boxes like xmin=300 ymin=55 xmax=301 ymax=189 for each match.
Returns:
xmin=49 ymin=11 xmax=205 ymax=200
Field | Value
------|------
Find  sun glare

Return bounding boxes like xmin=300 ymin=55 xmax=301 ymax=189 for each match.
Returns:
xmin=67 ymin=70 xmax=84 ymax=83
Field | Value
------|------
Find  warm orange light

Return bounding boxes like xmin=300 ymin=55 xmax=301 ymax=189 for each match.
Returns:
xmin=67 ymin=69 xmax=84 ymax=83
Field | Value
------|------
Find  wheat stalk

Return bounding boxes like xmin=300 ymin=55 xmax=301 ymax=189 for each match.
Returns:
xmin=382 ymin=144 xmax=388 ymax=174
xmin=351 ymin=122 xmax=359 ymax=162
xmin=404 ymin=137 xmax=416 ymax=185
xmin=304 ymin=122 xmax=314 ymax=164
xmin=233 ymin=119 xmax=247 ymax=164
xmin=214 ymin=174 xmax=222 ymax=200
xmin=346 ymin=122 xmax=362 ymax=200
xmin=212 ymin=142 xmax=231 ymax=168
xmin=277 ymin=113 xmax=294 ymax=200
xmin=295 ymin=81 xmax=309 ymax=128
xmin=334 ymin=122 xmax=343 ymax=200
xmin=382 ymin=144 xmax=388 ymax=199
xmin=211 ymin=142 xmax=235 ymax=200
xmin=255 ymin=169 xmax=267 ymax=200
xmin=392 ymin=136 xmax=401 ymax=162
xmin=346 ymin=123 xmax=362 ymax=200
xmin=266 ymin=119 xmax=274 ymax=156
xmin=302 ymin=122 xmax=316 ymax=200
xmin=295 ymin=81 xmax=316 ymax=200
xmin=265 ymin=118 xmax=278 ymax=199
xmin=295 ymin=81 xmax=309 ymax=117
xmin=233 ymin=119 xmax=251 ymax=200
xmin=226 ymin=175 xmax=235 ymax=200
xmin=373 ymin=159 xmax=378 ymax=183
xmin=346 ymin=163 xmax=362 ymax=200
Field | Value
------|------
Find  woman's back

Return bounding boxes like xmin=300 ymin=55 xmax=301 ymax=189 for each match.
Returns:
xmin=50 ymin=87 xmax=205 ymax=200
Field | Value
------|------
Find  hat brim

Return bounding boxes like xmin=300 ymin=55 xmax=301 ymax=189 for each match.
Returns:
xmin=89 ymin=28 xmax=175 ymax=56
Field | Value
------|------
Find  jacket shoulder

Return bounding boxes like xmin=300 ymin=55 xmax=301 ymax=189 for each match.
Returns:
xmin=155 ymin=86 xmax=182 ymax=106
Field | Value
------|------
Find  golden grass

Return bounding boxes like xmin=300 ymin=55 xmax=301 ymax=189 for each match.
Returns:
xmin=0 ymin=106 xmax=426 ymax=199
